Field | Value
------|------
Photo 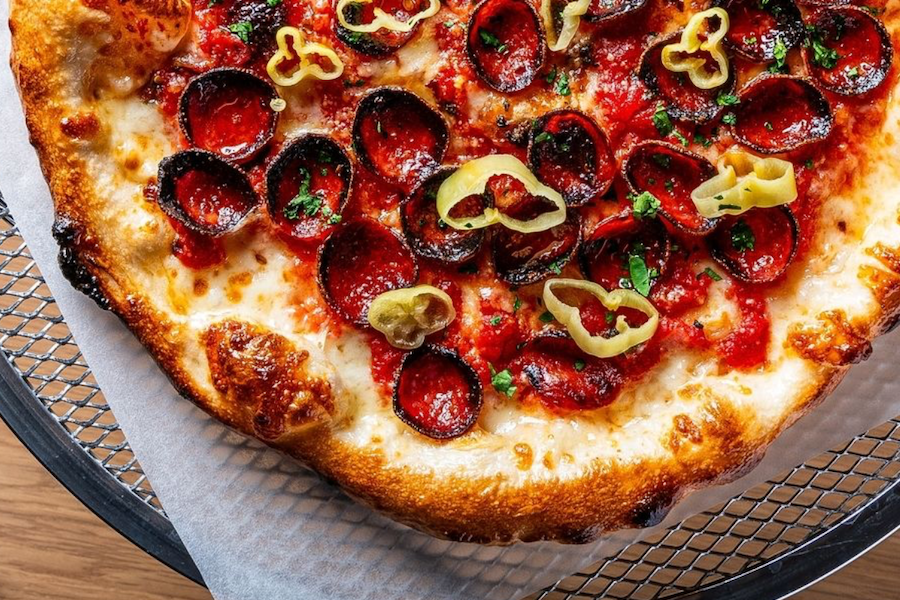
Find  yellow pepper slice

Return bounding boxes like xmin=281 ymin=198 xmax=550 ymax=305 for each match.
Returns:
xmin=436 ymin=155 xmax=567 ymax=234
xmin=691 ymin=149 xmax=797 ymax=219
xmin=543 ymin=279 xmax=659 ymax=359
xmin=336 ymin=0 xmax=441 ymax=34
xmin=540 ymin=0 xmax=591 ymax=52
xmin=661 ymin=8 xmax=731 ymax=90
xmin=266 ymin=27 xmax=344 ymax=87
xmin=367 ymin=285 xmax=456 ymax=350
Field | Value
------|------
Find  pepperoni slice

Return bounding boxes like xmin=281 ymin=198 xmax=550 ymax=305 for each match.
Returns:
xmin=708 ymin=207 xmax=799 ymax=283
xmin=527 ymin=110 xmax=616 ymax=206
xmin=157 ymin=149 xmax=260 ymax=237
xmin=638 ymin=32 xmax=736 ymax=123
xmin=584 ymin=0 xmax=646 ymax=22
xmin=266 ymin=135 xmax=353 ymax=244
xmin=803 ymin=6 xmax=893 ymax=96
xmin=732 ymin=75 xmax=833 ymax=154
xmin=579 ymin=212 xmax=671 ymax=291
xmin=511 ymin=334 xmax=622 ymax=412
xmin=393 ymin=345 xmax=483 ymax=439
xmin=623 ymin=141 xmax=717 ymax=235
xmin=318 ymin=218 xmax=419 ymax=325
xmin=352 ymin=87 xmax=449 ymax=189
xmin=716 ymin=0 xmax=804 ymax=62
xmin=178 ymin=68 xmax=278 ymax=164
xmin=490 ymin=185 xmax=582 ymax=285
xmin=400 ymin=167 xmax=487 ymax=264
xmin=334 ymin=0 xmax=427 ymax=57
xmin=467 ymin=0 xmax=546 ymax=93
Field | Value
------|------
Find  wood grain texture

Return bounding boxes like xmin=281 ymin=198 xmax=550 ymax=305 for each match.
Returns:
xmin=1 ymin=417 xmax=898 ymax=599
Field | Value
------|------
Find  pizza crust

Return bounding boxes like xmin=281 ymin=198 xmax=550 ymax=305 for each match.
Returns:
xmin=10 ymin=0 xmax=900 ymax=543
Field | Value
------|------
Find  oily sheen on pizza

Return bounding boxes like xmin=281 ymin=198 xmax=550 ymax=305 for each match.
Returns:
xmin=10 ymin=0 xmax=900 ymax=543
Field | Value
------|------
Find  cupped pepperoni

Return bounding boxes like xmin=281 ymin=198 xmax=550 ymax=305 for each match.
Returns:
xmin=510 ymin=333 xmax=622 ymax=412
xmin=352 ymin=87 xmax=449 ymax=189
xmin=803 ymin=6 xmax=893 ymax=96
xmin=715 ymin=0 xmax=805 ymax=61
xmin=623 ymin=141 xmax=717 ymax=235
xmin=318 ymin=218 xmax=419 ymax=325
xmin=490 ymin=191 xmax=582 ymax=286
xmin=708 ymin=207 xmax=799 ymax=283
xmin=157 ymin=149 xmax=260 ymax=237
xmin=334 ymin=0 xmax=425 ymax=57
xmin=266 ymin=135 xmax=353 ymax=244
xmin=467 ymin=0 xmax=546 ymax=93
xmin=584 ymin=0 xmax=647 ymax=22
xmin=637 ymin=32 xmax=736 ymax=123
xmin=732 ymin=75 xmax=833 ymax=153
xmin=393 ymin=345 xmax=483 ymax=440
xmin=527 ymin=110 xmax=616 ymax=206
xmin=579 ymin=212 xmax=671 ymax=291
xmin=228 ymin=0 xmax=287 ymax=56
xmin=178 ymin=68 xmax=279 ymax=164
xmin=400 ymin=167 xmax=487 ymax=264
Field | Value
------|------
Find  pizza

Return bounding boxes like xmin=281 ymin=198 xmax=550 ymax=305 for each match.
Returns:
xmin=9 ymin=0 xmax=900 ymax=544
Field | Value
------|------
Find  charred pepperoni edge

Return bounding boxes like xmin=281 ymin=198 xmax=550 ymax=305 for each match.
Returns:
xmin=333 ymin=0 xmax=417 ymax=57
xmin=637 ymin=32 xmax=736 ymax=123
xmin=732 ymin=74 xmax=834 ymax=154
xmin=708 ymin=206 xmax=799 ymax=283
xmin=802 ymin=6 xmax=893 ymax=96
xmin=265 ymin=134 xmax=354 ymax=241
xmin=623 ymin=140 xmax=718 ymax=235
xmin=351 ymin=86 xmax=450 ymax=187
xmin=392 ymin=344 xmax=484 ymax=440
xmin=527 ymin=109 xmax=616 ymax=206
xmin=157 ymin=149 xmax=260 ymax=237
xmin=578 ymin=211 xmax=672 ymax=289
xmin=317 ymin=217 xmax=419 ymax=325
xmin=466 ymin=0 xmax=547 ymax=93
xmin=491 ymin=210 xmax=583 ymax=286
xmin=714 ymin=0 xmax=805 ymax=61
xmin=584 ymin=0 xmax=647 ymax=22
xmin=178 ymin=68 xmax=279 ymax=164
xmin=400 ymin=167 xmax=487 ymax=264
xmin=516 ymin=332 xmax=622 ymax=411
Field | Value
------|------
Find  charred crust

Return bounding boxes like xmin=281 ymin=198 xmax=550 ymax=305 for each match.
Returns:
xmin=51 ymin=215 xmax=110 ymax=311
xmin=628 ymin=488 xmax=676 ymax=528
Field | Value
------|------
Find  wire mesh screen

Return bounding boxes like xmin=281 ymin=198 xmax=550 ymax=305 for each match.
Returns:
xmin=0 ymin=198 xmax=898 ymax=599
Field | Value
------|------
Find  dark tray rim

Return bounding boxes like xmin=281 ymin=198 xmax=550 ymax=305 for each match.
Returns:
xmin=3 ymin=339 xmax=900 ymax=599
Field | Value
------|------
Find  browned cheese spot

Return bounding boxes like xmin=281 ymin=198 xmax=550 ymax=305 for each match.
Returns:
xmin=225 ymin=271 xmax=252 ymax=303
xmin=203 ymin=320 xmax=333 ymax=440
xmin=193 ymin=278 xmax=208 ymax=296
xmin=787 ymin=310 xmax=872 ymax=366
xmin=60 ymin=113 xmax=100 ymax=140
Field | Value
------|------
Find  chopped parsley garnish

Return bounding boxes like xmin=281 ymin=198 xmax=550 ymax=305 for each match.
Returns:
xmin=266 ymin=0 xmax=283 ymax=5
xmin=574 ymin=359 xmax=586 ymax=372
xmin=698 ymin=267 xmax=723 ymax=282
xmin=548 ymin=260 xmax=564 ymax=275
xmin=805 ymin=158 xmax=814 ymax=169
xmin=722 ymin=112 xmax=737 ymax=126
xmin=534 ymin=131 xmax=554 ymax=144
xmin=652 ymin=103 xmax=675 ymax=137
xmin=513 ymin=296 xmax=522 ymax=313
xmin=764 ymin=121 xmax=774 ymax=131
xmin=651 ymin=153 xmax=671 ymax=169
xmin=490 ymin=315 xmax=503 ymax=326
xmin=664 ymin=179 xmax=675 ymax=193
xmin=553 ymin=71 xmax=571 ymax=96
xmin=730 ymin=219 xmax=756 ymax=252
xmin=630 ymin=191 xmax=661 ymax=220
xmin=847 ymin=66 xmax=860 ymax=79
xmin=283 ymin=168 xmax=325 ymax=220
xmin=716 ymin=92 xmax=740 ymax=107
xmin=489 ymin=366 xmax=517 ymax=398
xmin=227 ymin=21 xmax=253 ymax=43
xmin=628 ymin=255 xmax=652 ymax=297
xmin=605 ymin=311 xmax=616 ymax=324
xmin=694 ymin=133 xmax=713 ymax=148
xmin=479 ymin=29 xmax=507 ymax=53
xmin=538 ymin=311 xmax=555 ymax=323
xmin=807 ymin=27 xmax=840 ymax=69
xmin=744 ymin=35 xmax=758 ymax=46
xmin=769 ymin=37 xmax=788 ymax=73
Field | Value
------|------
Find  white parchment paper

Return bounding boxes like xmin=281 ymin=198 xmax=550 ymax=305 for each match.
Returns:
xmin=3 ymin=4 xmax=900 ymax=598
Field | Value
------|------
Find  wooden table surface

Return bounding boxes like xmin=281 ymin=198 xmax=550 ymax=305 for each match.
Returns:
xmin=1 ymin=418 xmax=899 ymax=600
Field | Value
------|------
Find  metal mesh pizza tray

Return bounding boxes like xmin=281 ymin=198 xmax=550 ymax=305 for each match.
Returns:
xmin=1 ymin=190 xmax=899 ymax=599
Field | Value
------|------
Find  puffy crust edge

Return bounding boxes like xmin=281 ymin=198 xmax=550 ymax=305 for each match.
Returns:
xmin=9 ymin=0 xmax=900 ymax=544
